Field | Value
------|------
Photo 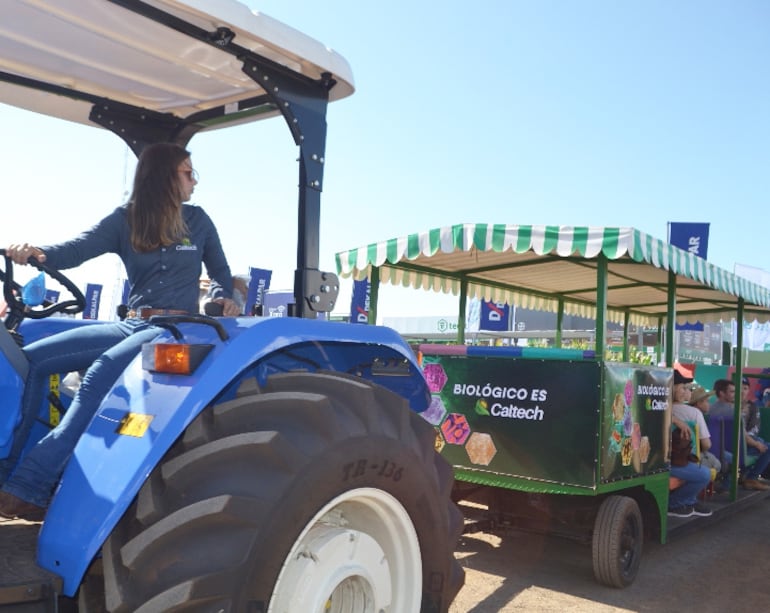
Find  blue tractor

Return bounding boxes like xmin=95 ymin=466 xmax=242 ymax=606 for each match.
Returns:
xmin=0 ymin=2 xmax=462 ymax=611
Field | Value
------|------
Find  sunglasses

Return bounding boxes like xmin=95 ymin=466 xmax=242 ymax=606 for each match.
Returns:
xmin=179 ymin=168 xmax=199 ymax=181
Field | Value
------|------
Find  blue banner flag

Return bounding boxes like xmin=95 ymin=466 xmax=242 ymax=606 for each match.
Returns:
xmin=263 ymin=291 xmax=293 ymax=318
xmin=245 ymin=267 xmax=272 ymax=316
xmin=480 ymin=300 xmax=510 ymax=331
xmin=44 ymin=289 xmax=60 ymax=304
xmin=349 ymin=279 xmax=371 ymax=324
xmin=83 ymin=283 xmax=102 ymax=320
xmin=668 ymin=222 xmax=710 ymax=259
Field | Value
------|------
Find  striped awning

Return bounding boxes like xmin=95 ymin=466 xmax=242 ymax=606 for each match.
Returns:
xmin=335 ymin=224 xmax=770 ymax=326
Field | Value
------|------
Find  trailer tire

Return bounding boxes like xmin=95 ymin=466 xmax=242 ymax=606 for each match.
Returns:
xmin=591 ymin=495 xmax=643 ymax=588
xmin=86 ymin=371 xmax=463 ymax=612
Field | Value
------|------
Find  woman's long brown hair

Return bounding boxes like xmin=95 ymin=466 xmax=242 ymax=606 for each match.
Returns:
xmin=126 ymin=143 xmax=191 ymax=252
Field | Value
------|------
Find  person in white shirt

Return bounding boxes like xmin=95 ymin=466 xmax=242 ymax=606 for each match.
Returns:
xmin=668 ymin=368 xmax=713 ymax=518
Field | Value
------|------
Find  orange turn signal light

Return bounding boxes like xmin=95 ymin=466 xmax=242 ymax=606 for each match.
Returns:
xmin=142 ymin=343 xmax=213 ymax=375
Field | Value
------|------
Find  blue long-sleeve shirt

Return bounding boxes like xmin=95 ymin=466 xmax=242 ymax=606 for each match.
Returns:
xmin=42 ymin=205 xmax=233 ymax=314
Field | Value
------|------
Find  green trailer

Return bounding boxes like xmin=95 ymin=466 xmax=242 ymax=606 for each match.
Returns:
xmin=336 ymin=223 xmax=770 ymax=588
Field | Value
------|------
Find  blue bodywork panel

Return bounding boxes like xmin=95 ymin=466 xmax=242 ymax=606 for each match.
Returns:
xmin=34 ymin=316 xmax=430 ymax=595
xmin=0 ymin=319 xmax=101 ymax=458
xmin=0 ymin=361 xmax=23 ymax=456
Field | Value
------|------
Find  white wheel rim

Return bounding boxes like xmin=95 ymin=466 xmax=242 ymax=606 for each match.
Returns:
xmin=268 ymin=487 xmax=422 ymax=613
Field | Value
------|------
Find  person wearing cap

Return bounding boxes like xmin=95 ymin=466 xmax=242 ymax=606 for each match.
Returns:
xmin=740 ymin=377 xmax=770 ymax=490
xmin=668 ymin=369 xmax=713 ymax=518
xmin=688 ymin=385 xmax=723 ymax=474
xmin=690 ymin=385 xmax=733 ymax=493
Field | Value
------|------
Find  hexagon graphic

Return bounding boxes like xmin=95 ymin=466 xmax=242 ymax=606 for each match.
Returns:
xmin=441 ymin=412 xmax=471 ymax=445
xmin=434 ymin=431 xmax=445 ymax=453
xmin=423 ymin=363 xmax=448 ymax=393
xmin=421 ymin=395 xmax=448 ymax=426
xmin=465 ymin=432 xmax=497 ymax=466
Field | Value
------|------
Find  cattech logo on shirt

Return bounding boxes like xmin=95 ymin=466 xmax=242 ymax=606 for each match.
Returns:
xmin=176 ymin=237 xmax=198 ymax=251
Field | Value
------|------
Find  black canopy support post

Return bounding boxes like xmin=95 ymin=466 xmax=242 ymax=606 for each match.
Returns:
xmin=88 ymin=101 xmax=200 ymax=157
xmin=241 ymin=59 xmax=337 ymax=318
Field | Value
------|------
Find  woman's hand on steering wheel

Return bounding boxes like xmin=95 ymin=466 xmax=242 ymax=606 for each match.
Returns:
xmin=7 ymin=243 xmax=46 ymax=265
xmin=0 ymin=247 xmax=86 ymax=329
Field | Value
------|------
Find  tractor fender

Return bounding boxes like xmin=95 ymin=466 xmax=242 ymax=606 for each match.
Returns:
xmin=36 ymin=316 xmax=430 ymax=596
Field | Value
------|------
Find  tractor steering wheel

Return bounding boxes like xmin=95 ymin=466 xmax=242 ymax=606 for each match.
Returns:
xmin=0 ymin=249 xmax=86 ymax=329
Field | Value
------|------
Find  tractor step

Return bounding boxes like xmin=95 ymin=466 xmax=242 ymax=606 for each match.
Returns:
xmin=0 ymin=519 xmax=60 ymax=610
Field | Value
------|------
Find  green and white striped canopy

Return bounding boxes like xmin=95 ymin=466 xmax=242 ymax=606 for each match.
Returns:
xmin=335 ymin=224 xmax=770 ymax=326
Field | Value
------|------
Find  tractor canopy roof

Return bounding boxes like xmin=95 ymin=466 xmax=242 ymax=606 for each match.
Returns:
xmin=0 ymin=0 xmax=354 ymax=134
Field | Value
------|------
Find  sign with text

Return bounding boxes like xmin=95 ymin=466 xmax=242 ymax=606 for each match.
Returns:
xmin=83 ymin=283 xmax=102 ymax=320
xmin=668 ymin=222 xmax=710 ymax=259
xmin=246 ymin=267 xmax=272 ymax=315
xmin=600 ymin=363 xmax=671 ymax=482
xmin=421 ymin=355 xmax=601 ymax=487
xmin=479 ymin=300 xmax=510 ymax=332
xmin=349 ymin=279 xmax=370 ymax=324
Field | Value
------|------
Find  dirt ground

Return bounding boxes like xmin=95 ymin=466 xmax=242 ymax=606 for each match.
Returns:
xmin=448 ymin=496 xmax=770 ymax=612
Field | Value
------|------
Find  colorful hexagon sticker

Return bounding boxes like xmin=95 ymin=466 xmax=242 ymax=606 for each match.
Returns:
xmin=421 ymin=395 xmax=448 ymax=426
xmin=423 ymin=363 xmax=448 ymax=393
xmin=434 ymin=431 xmax=445 ymax=453
xmin=441 ymin=412 xmax=471 ymax=445
xmin=465 ymin=432 xmax=497 ymax=466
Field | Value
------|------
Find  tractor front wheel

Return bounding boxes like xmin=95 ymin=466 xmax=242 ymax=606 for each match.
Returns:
xmin=82 ymin=371 xmax=463 ymax=612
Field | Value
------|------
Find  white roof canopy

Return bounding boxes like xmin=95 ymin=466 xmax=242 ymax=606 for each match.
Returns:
xmin=0 ymin=0 xmax=354 ymax=131
xmin=337 ymin=223 xmax=770 ymax=327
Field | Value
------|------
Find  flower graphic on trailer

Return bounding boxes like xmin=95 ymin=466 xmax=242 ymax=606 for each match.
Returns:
xmin=624 ymin=378 xmax=633 ymax=407
xmin=423 ymin=363 xmax=448 ymax=393
xmin=441 ymin=413 xmax=471 ymax=445
xmin=421 ymin=395 xmax=447 ymax=426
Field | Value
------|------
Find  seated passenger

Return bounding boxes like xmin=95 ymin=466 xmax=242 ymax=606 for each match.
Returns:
xmin=739 ymin=377 xmax=770 ymax=491
xmin=688 ymin=385 xmax=722 ymax=474
xmin=708 ymin=378 xmax=735 ymax=418
xmin=668 ymin=368 xmax=712 ymax=518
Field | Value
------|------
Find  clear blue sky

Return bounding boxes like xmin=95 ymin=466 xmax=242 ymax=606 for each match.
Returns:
xmin=1 ymin=0 xmax=768 ymax=319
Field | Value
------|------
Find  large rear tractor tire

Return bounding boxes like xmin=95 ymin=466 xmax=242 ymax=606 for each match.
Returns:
xmin=82 ymin=371 xmax=464 ymax=612
xmin=591 ymin=495 xmax=643 ymax=588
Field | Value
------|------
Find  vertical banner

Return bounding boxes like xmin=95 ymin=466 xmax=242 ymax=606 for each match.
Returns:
xmin=349 ymin=279 xmax=371 ymax=324
xmin=479 ymin=300 xmax=510 ymax=332
xmin=83 ymin=283 xmax=102 ymax=319
xmin=245 ymin=267 xmax=272 ymax=316
xmin=669 ymin=223 xmax=709 ymax=332
xmin=668 ymin=222 xmax=710 ymax=259
xmin=121 ymin=279 xmax=130 ymax=305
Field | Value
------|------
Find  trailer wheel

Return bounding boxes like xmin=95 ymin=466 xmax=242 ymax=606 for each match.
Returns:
xmin=85 ymin=372 xmax=463 ymax=612
xmin=591 ymin=495 xmax=643 ymax=588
